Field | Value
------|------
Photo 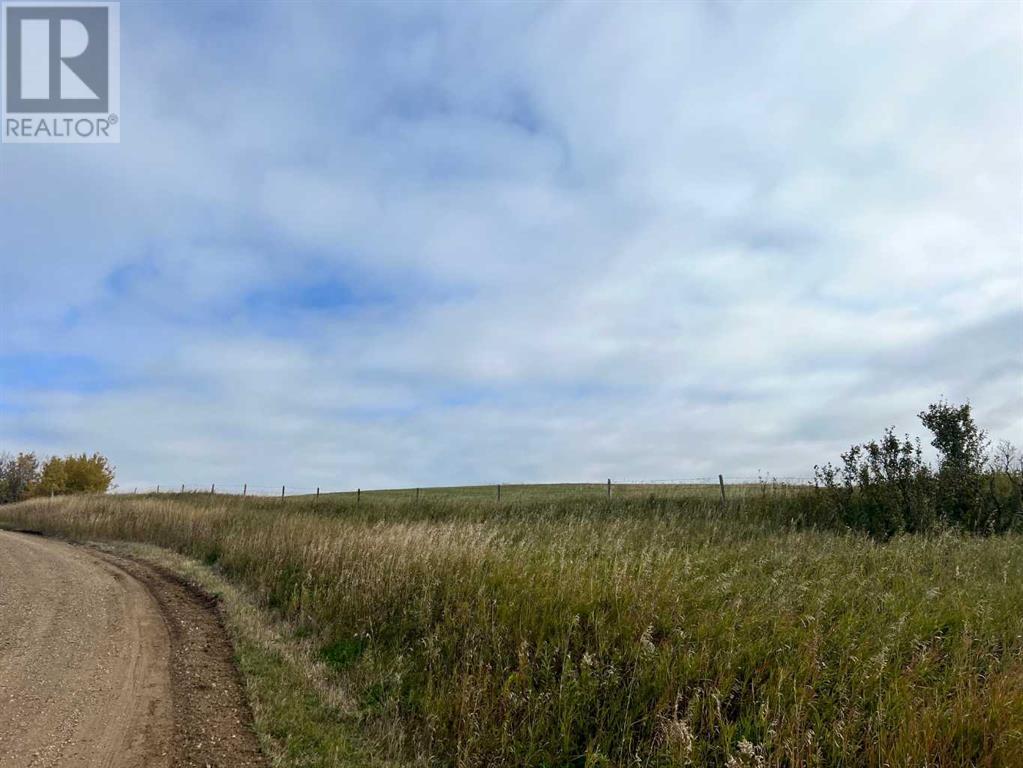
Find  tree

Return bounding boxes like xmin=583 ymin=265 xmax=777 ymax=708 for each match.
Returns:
xmin=36 ymin=453 xmax=115 ymax=496
xmin=0 ymin=452 xmax=41 ymax=503
xmin=36 ymin=456 xmax=67 ymax=496
xmin=918 ymin=400 xmax=992 ymax=531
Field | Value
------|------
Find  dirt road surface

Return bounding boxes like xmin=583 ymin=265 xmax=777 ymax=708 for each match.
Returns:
xmin=0 ymin=530 xmax=266 ymax=767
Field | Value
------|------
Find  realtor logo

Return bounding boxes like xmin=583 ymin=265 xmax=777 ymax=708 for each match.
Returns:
xmin=2 ymin=1 xmax=120 ymax=143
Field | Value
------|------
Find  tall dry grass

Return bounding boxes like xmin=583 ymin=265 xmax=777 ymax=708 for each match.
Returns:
xmin=2 ymin=491 xmax=1021 ymax=767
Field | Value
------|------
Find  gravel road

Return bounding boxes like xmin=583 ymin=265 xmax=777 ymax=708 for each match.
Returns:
xmin=0 ymin=530 xmax=266 ymax=767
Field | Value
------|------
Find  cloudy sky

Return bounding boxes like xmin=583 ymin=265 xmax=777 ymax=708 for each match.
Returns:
xmin=1 ymin=0 xmax=1020 ymax=492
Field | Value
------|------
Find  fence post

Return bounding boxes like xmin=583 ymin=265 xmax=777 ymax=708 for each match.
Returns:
xmin=497 ymin=484 xmax=501 ymax=502
xmin=181 ymin=484 xmax=185 ymax=493
xmin=357 ymin=488 xmax=361 ymax=506
xmin=719 ymin=474 xmax=726 ymax=504
xmin=316 ymin=487 xmax=320 ymax=499
xmin=156 ymin=485 xmax=160 ymax=494
xmin=211 ymin=483 xmax=215 ymax=495
xmin=133 ymin=487 xmax=137 ymax=494
xmin=416 ymin=487 xmax=420 ymax=503
xmin=607 ymin=478 xmax=612 ymax=499
xmin=243 ymin=483 xmax=247 ymax=497
xmin=281 ymin=485 xmax=285 ymax=501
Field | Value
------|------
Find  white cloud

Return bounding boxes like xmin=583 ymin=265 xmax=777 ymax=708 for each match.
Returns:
xmin=1 ymin=0 xmax=1019 ymax=489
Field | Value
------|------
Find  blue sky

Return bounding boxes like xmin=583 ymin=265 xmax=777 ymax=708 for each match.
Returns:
xmin=1 ymin=0 xmax=1020 ymax=491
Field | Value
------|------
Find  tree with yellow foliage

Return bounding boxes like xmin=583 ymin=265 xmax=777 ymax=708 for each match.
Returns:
xmin=35 ymin=453 xmax=115 ymax=496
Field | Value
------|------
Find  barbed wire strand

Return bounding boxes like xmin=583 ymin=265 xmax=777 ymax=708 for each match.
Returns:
xmin=111 ymin=476 xmax=816 ymax=497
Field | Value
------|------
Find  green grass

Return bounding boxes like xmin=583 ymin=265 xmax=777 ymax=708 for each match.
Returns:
xmin=2 ymin=487 xmax=1021 ymax=767
xmin=281 ymin=481 xmax=791 ymax=504
xmin=307 ymin=483 xmax=617 ymax=503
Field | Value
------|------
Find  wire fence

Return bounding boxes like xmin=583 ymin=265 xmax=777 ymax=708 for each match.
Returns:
xmin=109 ymin=475 xmax=817 ymax=500
xmin=112 ymin=483 xmax=322 ymax=498
xmin=611 ymin=476 xmax=815 ymax=485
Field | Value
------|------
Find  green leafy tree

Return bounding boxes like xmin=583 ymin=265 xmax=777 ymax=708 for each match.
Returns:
xmin=918 ymin=400 xmax=993 ymax=531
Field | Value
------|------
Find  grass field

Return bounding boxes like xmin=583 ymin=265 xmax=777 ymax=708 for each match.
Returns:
xmin=2 ymin=486 xmax=1021 ymax=767
xmin=279 ymin=481 xmax=786 ymax=503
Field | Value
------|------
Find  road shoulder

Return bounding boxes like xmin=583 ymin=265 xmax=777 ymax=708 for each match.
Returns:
xmin=93 ymin=541 xmax=395 ymax=768
xmin=90 ymin=548 xmax=267 ymax=768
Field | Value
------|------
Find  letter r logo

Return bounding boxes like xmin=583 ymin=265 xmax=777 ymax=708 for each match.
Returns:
xmin=4 ymin=4 xmax=110 ymax=113
xmin=20 ymin=18 xmax=99 ymax=100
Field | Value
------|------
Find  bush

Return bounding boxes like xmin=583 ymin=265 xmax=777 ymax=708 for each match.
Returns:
xmin=813 ymin=401 xmax=1020 ymax=537
xmin=989 ymin=440 xmax=1023 ymax=531
xmin=814 ymin=429 xmax=934 ymax=537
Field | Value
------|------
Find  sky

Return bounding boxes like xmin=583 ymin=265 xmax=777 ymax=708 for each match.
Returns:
xmin=1 ymin=0 xmax=1021 ymax=493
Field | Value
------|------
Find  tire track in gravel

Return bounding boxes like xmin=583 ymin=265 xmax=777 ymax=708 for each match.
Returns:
xmin=0 ymin=530 xmax=266 ymax=767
